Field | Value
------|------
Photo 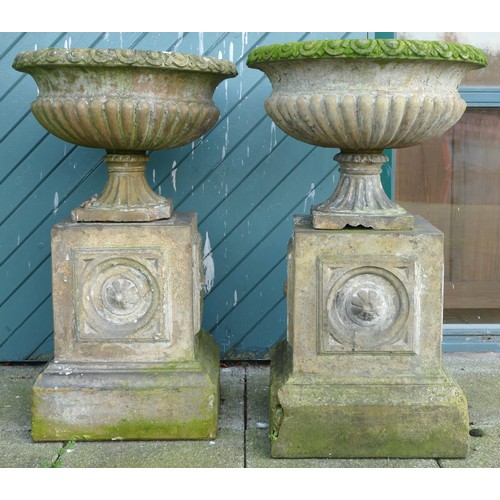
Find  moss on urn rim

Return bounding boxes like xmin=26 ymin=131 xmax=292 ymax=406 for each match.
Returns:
xmin=13 ymin=47 xmax=238 ymax=76
xmin=246 ymin=39 xmax=488 ymax=67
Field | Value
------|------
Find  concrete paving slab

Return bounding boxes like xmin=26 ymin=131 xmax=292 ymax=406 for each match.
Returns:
xmin=0 ymin=365 xmax=43 ymax=432
xmin=60 ymin=366 xmax=245 ymax=468
xmin=244 ymin=365 xmax=439 ymax=468
xmin=57 ymin=430 xmax=244 ymax=468
xmin=0 ymin=355 xmax=498 ymax=468
xmin=440 ymin=353 xmax=500 ymax=468
xmin=439 ymin=425 xmax=500 ymax=468
xmin=0 ymin=365 xmax=64 ymax=467
xmin=443 ymin=352 xmax=500 ymax=425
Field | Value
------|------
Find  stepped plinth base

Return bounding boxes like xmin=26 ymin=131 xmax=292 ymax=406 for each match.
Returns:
xmin=32 ymin=330 xmax=219 ymax=442
xmin=269 ymin=340 xmax=469 ymax=459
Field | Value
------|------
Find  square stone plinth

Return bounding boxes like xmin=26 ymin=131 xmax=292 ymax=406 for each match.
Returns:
xmin=32 ymin=330 xmax=219 ymax=441
xmin=270 ymin=216 xmax=469 ymax=458
xmin=51 ymin=212 xmax=203 ymax=363
xmin=33 ymin=213 xmax=220 ymax=441
xmin=269 ymin=340 xmax=469 ymax=458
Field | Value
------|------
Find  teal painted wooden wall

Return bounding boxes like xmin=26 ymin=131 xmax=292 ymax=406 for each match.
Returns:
xmin=1 ymin=31 xmax=373 ymax=361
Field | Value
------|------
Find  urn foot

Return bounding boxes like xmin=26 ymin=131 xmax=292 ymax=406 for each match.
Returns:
xmin=311 ymin=152 xmax=414 ymax=230
xmin=72 ymin=153 xmax=172 ymax=222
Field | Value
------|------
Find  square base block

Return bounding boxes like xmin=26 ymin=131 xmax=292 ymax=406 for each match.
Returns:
xmin=269 ymin=340 xmax=469 ymax=458
xmin=32 ymin=329 xmax=219 ymax=441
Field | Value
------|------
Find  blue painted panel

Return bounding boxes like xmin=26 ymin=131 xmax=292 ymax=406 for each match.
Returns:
xmin=3 ymin=31 xmax=417 ymax=361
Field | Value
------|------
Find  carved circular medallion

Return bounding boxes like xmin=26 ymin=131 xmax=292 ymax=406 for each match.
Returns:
xmin=81 ymin=257 xmax=159 ymax=336
xmin=326 ymin=267 xmax=409 ymax=349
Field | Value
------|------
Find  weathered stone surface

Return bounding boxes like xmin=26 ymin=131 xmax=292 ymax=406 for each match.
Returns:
xmin=312 ymin=153 xmax=414 ymax=230
xmin=269 ymin=341 xmax=469 ymax=458
xmin=247 ymin=38 xmax=487 ymax=229
xmin=32 ymin=329 xmax=220 ymax=441
xmin=32 ymin=212 xmax=220 ymax=441
xmin=51 ymin=212 xmax=202 ymax=363
xmin=13 ymin=48 xmax=237 ymax=222
xmin=269 ymin=216 xmax=469 ymax=458
xmin=288 ymin=215 xmax=445 ymax=377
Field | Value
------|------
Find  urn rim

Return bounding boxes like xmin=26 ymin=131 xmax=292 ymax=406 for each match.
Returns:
xmin=13 ymin=47 xmax=238 ymax=77
xmin=246 ymin=38 xmax=488 ymax=68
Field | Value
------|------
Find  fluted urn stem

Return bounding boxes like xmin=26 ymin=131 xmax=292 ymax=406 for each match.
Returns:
xmin=72 ymin=153 xmax=172 ymax=222
xmin=312 ymin=152 xmax=413 ymax=230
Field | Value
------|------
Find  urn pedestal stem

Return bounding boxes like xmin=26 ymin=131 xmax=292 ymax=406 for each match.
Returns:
xmin=72 ymin=153 xmax=172 ymax=222
xmin=312 ymin=152 xmax=413 ymax=230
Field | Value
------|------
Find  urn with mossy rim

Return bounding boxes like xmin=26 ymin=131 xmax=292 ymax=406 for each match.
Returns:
xmin=247 ymin=38 xmax=487 ymax=459
xmin=247 ymin=38 xmax=487 ymax=229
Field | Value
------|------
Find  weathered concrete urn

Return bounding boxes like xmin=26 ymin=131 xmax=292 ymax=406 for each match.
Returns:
xmin=13 ymin=48 xmax=237 ymax=442
xmin=247 ymin=39 xmax=487 ymax=229
xmin=247 ymin=39 xmax=487 ymax=459
xmin=13 ymin=48 xmax=237 ymax=222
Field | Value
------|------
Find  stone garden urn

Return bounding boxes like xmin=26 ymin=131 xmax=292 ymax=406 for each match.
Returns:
xmin=12 ymin=47 xmax=237 ymax=442
xmin=247 ymin=39 xmax=487 ymax=229
xmin=246 ymin=39 xmax=488 ymax=459
xmin=13 ymin=48 xmax=237 ymax=222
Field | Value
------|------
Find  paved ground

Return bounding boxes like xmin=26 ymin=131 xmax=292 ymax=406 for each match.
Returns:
xmin=0 ymin=352 xmax=498 ymax=468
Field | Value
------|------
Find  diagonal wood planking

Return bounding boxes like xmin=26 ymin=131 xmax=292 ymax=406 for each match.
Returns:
xmin=0 ymin=32 xmax=367 ymax=361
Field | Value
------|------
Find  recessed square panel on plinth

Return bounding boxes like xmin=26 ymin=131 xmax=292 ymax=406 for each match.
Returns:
xmin=319 ymin=256 xmax=415 ymax=354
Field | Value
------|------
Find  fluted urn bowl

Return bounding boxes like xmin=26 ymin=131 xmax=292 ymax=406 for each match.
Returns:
xmin=247 ymin=39 xmax=487 ymax=229
xmin=13 ymin=48 xmax=237 ymax=221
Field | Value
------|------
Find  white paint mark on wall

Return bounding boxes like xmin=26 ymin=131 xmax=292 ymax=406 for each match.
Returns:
xmin=239 ymin=81 xmax=243 ymax=100
xmin=199 ymin=32 xmax=204 ymax=55
xmin=233 ymin=289 xmax=238 ymax=306
xmin=218 ymin=50 xmax=223 ymax=60
xmin=158 ymin=185 xmax=162 ymax=196
xmin=17 ymin=235 xmax=20 ymax=246
xmin=303 ymin=182 xmax=316 ymax=211
xmin=241 ymin=32 xmax=247 ymax=57
xmin=222 ymin=117 xmax=229 ymax=160
xmin=270 ymin=121 xmax=277 ymax=151
xmin=152 ymin=168 xmax=156 ymax=184
xmin=53 ymin=192 xmax=59 ymax=214
xmin=119 ymin=32 xmax=123 ymax=49
xmin=34 ymin=44 xmax=37 ymax=50
xmin=203 ymin=232 xmax=215 ymax=294
xmin=171 ymin=161 xmax=177 ymax=192
xmin=229 ymin=41 xmax=234 ymax=62
xmin=104 ymin=33 xmax=109 ymax=42
xmin=247 ymin=146 xmax=250 ymax=158
xmin=64 ymin=37 xmax=72 ymax=49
